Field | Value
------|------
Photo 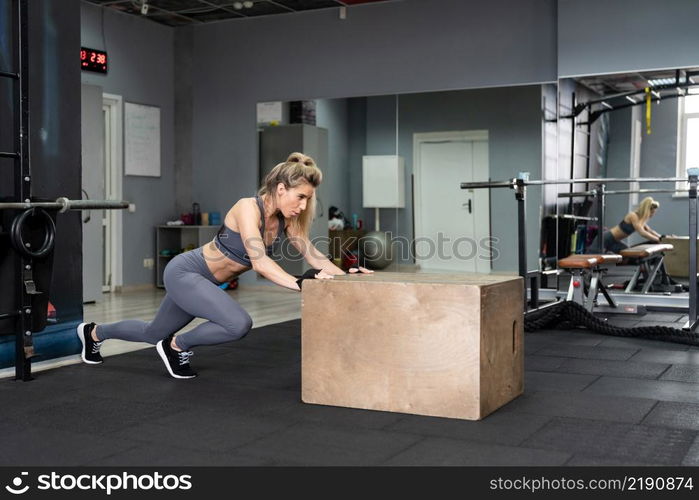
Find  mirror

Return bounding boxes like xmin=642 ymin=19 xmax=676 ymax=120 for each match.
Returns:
xmin=553 ymin=68 xmax=699 ymax=267
xmin=258 ymin=84 xmax=551 ymax=277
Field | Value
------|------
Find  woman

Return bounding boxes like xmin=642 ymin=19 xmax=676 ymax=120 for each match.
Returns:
xmin=77 ymin=153 xmax=372 ymax=379
xmin=592 ymin=196 xmax=662 ymax=253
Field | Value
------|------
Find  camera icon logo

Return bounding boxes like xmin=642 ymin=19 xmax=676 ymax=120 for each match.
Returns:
xmin=5 ymin=472 xmax=29 ymax=495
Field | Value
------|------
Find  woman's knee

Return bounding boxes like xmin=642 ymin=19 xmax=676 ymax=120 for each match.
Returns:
xmin=224 ymin=312 xmax=253 ymax=341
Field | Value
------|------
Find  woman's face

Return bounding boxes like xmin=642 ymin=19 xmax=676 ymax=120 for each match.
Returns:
xmin=650 ymin=207 xmax=657 ymax=218
xmin=276 ymin=181 xmax=315 ymax=218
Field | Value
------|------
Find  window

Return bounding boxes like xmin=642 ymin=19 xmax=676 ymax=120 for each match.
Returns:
xmin=677 ymin=93 xmax=699 ymax=192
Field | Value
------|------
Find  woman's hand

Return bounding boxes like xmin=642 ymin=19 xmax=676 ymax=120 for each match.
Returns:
xmin=315 ymin=270 xmax=334 ymax=279
xmin=348 ymin=266 xmax=374 ymax=274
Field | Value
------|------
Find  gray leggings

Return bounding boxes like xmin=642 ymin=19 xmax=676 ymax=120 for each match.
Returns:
xmin=98 ymin=247 xmax=252 ymax=350
xmin=589 ymin=231 xmax=629 ymax=254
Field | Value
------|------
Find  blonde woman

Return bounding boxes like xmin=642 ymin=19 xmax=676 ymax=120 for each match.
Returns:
xmin=77 ymin=153 xmax=372 ymax=379
xmin=593 ymin=197 xmax=663 ymax=254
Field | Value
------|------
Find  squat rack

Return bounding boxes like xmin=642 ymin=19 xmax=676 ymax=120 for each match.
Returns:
xmin=460 ymin=171 xmax=699 ymax=331
xmin=0 ymin=0 xmax=129 ymax=381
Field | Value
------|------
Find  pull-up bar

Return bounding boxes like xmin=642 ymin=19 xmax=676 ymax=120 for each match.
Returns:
xmin=559 ymin=188 xmax=687 ymax=197
xmin=460 ymin=177 xmax=687 ymax=190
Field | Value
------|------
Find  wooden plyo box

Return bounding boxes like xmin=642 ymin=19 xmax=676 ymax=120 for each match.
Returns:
xmin=301 ymin=272 xmax=524 ymax=420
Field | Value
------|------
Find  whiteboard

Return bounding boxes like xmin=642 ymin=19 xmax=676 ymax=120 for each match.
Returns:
xmin=257 ymin=101 xmax=283 ymax=124
xmin=125 ymin=102 xmax=160 ymax=177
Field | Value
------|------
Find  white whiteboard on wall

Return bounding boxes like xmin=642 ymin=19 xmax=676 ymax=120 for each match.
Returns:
xmin=257 ymin=101 xmax=283 ymax=124
xmin=125 ymin=102 xmax=161 ymax=177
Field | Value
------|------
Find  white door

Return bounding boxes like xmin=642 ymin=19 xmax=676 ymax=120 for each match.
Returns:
xmin=414 ymin=131 xmax=490 ymax=273
xmin=81 ymin=84 xmax=105 ymax=303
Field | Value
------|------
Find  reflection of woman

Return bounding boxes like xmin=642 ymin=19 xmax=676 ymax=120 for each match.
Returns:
xmin=592 ymin=197 xmax=661 ymax=253
xmin=77 ymin=153 xmax=372 ymax=379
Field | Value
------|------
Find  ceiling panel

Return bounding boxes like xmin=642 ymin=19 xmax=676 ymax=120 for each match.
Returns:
xmin=147 ymin=10 xmax=198 ymax=26
xmin=184 ymin=7 xmax=245 ymax=22
xmin=149 ymin=0 xmax=205 ymax=11
xmin=84 ymin=0 xmax=395 ymax=26
xmin=231 ymin=1 xmax=293 ymax=17
xmin=272 ymin=0 xmax=343 ymax=10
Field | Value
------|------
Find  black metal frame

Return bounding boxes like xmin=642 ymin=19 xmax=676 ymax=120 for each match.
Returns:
xmin=460 ymin=175 xmax=698 ymax=332
xmin=0 ymin=2 xmax=130 ymax=380
xmin=557 ymin=70 xmax=699 ymax=243
xmin=0 ymin=0 xmax=34 ymax=380
xmin=688 ymin=170 xmax=698 ymax=330
xmin=562 ymin=70 xmax=699 ymax=124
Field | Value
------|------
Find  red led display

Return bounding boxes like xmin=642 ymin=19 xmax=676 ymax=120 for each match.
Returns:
xmin=81 ymin=47 xmax=108 ymax=74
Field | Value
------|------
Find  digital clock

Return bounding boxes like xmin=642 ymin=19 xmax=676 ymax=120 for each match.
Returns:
xmin=81 ymin=47 xmax=108 ymax=74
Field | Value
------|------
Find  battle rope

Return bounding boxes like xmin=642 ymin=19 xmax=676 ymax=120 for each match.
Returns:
xmin=524 ymin=301 xmax=699 ymax=346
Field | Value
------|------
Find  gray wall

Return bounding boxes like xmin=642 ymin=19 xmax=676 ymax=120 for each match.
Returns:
xmin=583 ymin=99 xmax=686 ymax=243
xmin=348 ymin=97 xmax=368 ymax=235
xmin=637 ymin=99 xmax=685 ymax=240
xmin=315 ymin=99 xmax=351 ymax=230
xmin=604 ymin=108 xmax=632 ymax=230
xmin=558 ymin=0 xmax=699 ymax=77
xmin=81 ymin=1 xmax=175 ymax=286
xmin=81 ymin=84 xmax=105 ymax=303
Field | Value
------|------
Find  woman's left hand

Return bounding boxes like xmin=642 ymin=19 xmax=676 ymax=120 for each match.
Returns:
xmin=348 ymin=266 xmax=374 ymax=274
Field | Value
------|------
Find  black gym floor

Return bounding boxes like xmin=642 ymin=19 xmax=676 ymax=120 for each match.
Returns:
xmin=1 ymin=315 xmax=698 ymax=466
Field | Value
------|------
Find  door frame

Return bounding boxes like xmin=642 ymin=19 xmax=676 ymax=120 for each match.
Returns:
xmin=102 ymin=93 xmax=124 ymax=291
xmin=413 ymin=130 xmax=489 ymax=271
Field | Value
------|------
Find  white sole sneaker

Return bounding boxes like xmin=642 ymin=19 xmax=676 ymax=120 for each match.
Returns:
xmin=156 ymin=340 xmax=196 ymax=379
xmin=76 ymin=322 xmax=102 ymax=364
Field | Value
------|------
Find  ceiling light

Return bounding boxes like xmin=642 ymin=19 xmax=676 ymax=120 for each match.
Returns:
xmin=647 ymin=78 xmax=675 ymax=87
xmin=625 ymin=95 xmax=637 ymax=104
xmin=233 ymin=2 xmax=243 ymax=9
xmin=243 ymin=1 xmax=253 ymax=7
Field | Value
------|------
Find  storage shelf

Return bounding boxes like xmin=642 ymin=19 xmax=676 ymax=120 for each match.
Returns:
xmin=155 ymin=225 xmax=219 ymax=288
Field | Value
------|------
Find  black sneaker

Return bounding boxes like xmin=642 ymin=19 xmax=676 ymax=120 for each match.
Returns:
xmin=156 ymin=338 xmax=197 ymax=379
xmin=77 ymin=322 xmax=103 ymax=364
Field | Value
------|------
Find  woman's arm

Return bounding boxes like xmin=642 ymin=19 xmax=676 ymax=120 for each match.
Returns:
xmin=629 ymin=213 xmax=660 ymax=242
xmin=235 ymin=200 xmax=306 ymax=290
xmin=286 ymin=226 xmax=346 ymax=275
xmin=644 ymin=224 xmax=662 ymax=239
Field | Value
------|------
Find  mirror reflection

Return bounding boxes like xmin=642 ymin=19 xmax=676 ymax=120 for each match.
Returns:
xmin=258 ymin=84 xmax=549 ymax=278
xmin=551 ymin=68 xmax=699 ymax=299
xmin=257 ymin=96 xmax=400 ymax=275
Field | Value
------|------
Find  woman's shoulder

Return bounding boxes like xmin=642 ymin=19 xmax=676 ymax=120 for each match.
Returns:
xmin=231 ymin=197 xmax=259 ymax=211
xmin=228 ymin=197 xmax=262 ymax=223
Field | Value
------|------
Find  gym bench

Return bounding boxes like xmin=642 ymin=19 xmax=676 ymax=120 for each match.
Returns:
xmin=558 ymin=254 xmax=622 ymax=312
xmin=619 ymin=243 xmax=675 ymax=294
